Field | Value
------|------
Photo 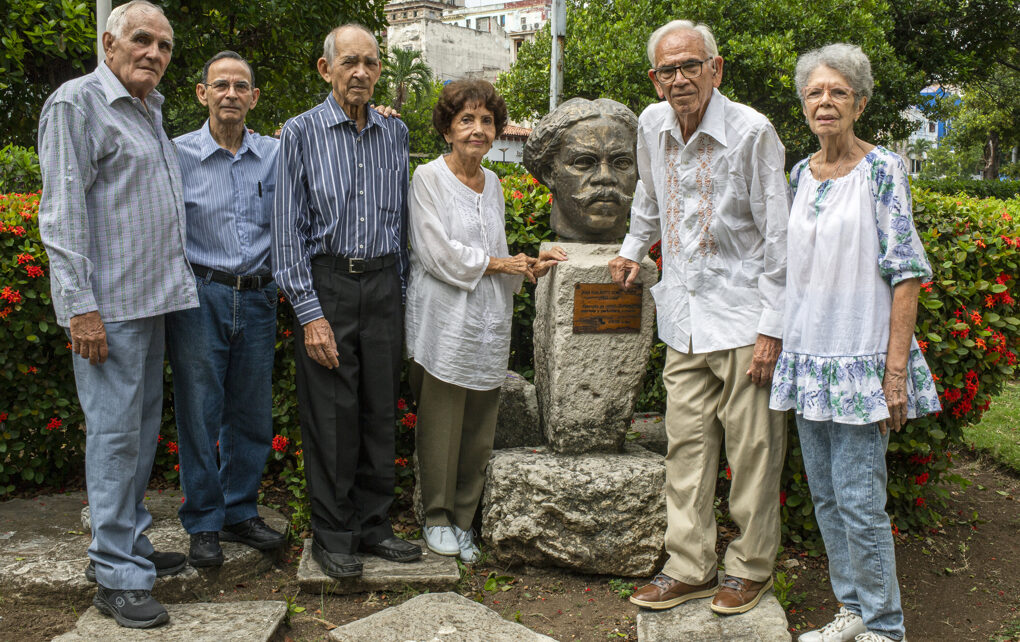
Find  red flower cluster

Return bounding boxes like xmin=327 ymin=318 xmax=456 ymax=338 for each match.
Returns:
xmin=915 ymin=497 xmax=926 ymax=507
xmin=779 ymin=491 xmax=787 ymax=506
xmin=0 ymin=222 xmax=27 ymax=236
xmin=25 ymin=265 xmax=44 ymax=278
xmin=914 ymin=472 xmax=929 ymax=486
xmin=943 ymin=369 xmax=981 ymax=418
xmin=724 ymin=466 xmax=732 ymax=480
xmin=1 ymin=286 xmax=21 ymax=304
xmin=983 ymin=273 xmax=1016 ymax=309
xmin=397 ymin=398 xmax=407 ymax=411
xmin=917 ymin=340 xmax=928 ymax=353
xmin=166 ymin=440 xmax=179 ymax=454
xmin=395 ymin=457 xmax=408 ymax=467
xmin=512 ymin=190 xmax=524 ymax=199
xmin=908 ymin=452 xmax=934 ymax=466
xmin=272 ymin=434 xmax=289 ymax=452
xmin=16 ymin=253 xmax=33 ymax=264
xmin=401 ymin=412 xmax=417 ymax=428
xmin=46 ymin=417 xmax=62 ymax=431
xmin=920 ymin=281 xmax=933 ymax=292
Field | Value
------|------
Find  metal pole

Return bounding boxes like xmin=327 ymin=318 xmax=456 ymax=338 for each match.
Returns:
xmin=548 ymin=0 xmax=565 ymax=111
xmin=96 ymin=0 xmax=111 ymax=64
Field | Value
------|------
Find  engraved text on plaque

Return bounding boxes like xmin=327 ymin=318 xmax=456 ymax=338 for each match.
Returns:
xmin=572 ymin=283 xmax=642 ymax=334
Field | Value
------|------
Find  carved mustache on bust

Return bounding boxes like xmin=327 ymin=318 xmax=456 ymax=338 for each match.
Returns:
xmin=572 ymin=187 xmax=631 ymax=208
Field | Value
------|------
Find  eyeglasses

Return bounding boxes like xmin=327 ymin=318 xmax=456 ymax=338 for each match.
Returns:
xmin=652 ymin=58 xmax=713 ymax=83
xmin=803 ymin=86 xmax=854 ymax=103
xmin=204 ymin=80 xmax=252 ymax=94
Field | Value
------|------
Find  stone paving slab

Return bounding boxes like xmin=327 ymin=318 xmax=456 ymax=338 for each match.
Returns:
xmin=0 ymin=489 xmax=288 ymax=604
xmin=636 ymin=581 xmax=791 ymax=642
xmin=631 ymin=412 xmax=667 ymax=456
xmin=329 ymin=591 xmax=556 ymax=641
xmin=52 ymin=600 xmax=287 ymax=641
xmin=297 ymin=538 xmax=460 ymax=595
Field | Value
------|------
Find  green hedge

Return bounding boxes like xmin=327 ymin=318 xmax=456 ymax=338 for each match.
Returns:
xmin=913 ymin=178 xmax=1020 ymax=201
xmin=2 ymin=179 xmax=1018 ymax=549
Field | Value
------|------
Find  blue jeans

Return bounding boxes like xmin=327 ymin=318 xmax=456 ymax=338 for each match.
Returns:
xmin=73 ymin=316 xmax=164 ymax=590
xmin=166 ymin=277 xmax=277 ymax=533
xmin=797 ymin=416 xmax=905 ymax=640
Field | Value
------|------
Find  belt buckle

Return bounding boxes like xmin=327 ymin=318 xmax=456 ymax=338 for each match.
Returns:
xmin=235 ymin=275 xmax=244 ymax=289
xmin=348 ymin=258 xmax=365 ymax=274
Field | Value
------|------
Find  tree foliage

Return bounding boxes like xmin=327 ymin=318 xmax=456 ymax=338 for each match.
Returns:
xmin=497 ymin=0 xmax=1019 ymax=167
xmin=381 ymin=47 xmax=433 ymax=112
xmin=0 ymin=1 xmax=389 ymax=146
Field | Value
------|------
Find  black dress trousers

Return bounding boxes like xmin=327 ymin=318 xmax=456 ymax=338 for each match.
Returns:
xmin=294 ymin=259 xmax=403 ymax=554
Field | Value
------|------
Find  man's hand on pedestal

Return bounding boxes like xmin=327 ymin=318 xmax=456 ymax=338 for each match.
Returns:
xmin=303 ymin=317 xmax=340 ymax=369
xmin=609 ymin=256 xmax=641 ymax=290
xmin=69 ymin=311 xmax=108 ymax=365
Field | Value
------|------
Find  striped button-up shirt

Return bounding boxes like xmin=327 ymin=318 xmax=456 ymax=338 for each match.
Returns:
xmin=38 ymin=61 xmax=197 ymax=326
xmin=174 ymin=121 xmax=279 ymax=276
xmin=272 ymin=94 xmax=409 ymax=325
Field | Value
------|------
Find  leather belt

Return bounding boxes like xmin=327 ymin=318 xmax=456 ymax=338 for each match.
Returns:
xmin=190 ymin=263 xmax=273 ymax=290
xmin=312 ymin=253 xmax=397 ymax=274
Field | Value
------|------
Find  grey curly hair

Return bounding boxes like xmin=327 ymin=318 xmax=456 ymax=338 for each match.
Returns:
xmin=794 ymin=43 xmax=873 ymax=106
xmin=523 ymin=97 xmax=638 ymax=185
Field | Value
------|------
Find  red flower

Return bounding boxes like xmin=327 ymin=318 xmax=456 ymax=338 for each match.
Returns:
xmin=975 ymin=338 xmax=986 ymax=350
xmin=26 ymin=366 xmax=37 ymax=374
xmin=174 ymin=464 xmax=179 ymax=471
xmin=548 ymin=194 xmax=553 ymax=203
xmin=282 ymin=329 xmax=292 ymax=337
xmin=0 ymin=412 xmax=8 ymax=421
xmin=915 ymin=473 xmax=929 ymax=486
xmin=985 ymin=294 xmax=996 ymax=309
xmin=915 ymin=497 xmax=926 ymax=507
xmin=891 ymin=523 xmax=899 ymax=535
xmin=779 ymin=491 xmax=787 ymax=506
xmin=725 ymin=466 xmax=732 ymax=480
xmin=395 ymin=457 xmax=408 ymax=467
xmin=0 ymin=307 xmax=11 ymax=319
xmin=16 ymin=253 xmax=33 ymax=265
xmin=9 ymin=226 xmax=26 ymax=237
xmin=970 ymin=311 xmax=983 ymax=326
xmin=1 ymin=287 xmax=22 ymax=304
xmin=397 ymin=398 xmax=407 ymax=411
xmin=530 ymin=176 xmax=539 ymax=185
xmin=166 ymin=441 xmax=179 ymax=454
xmin=512 ymin=190 xmax=524 ymax=199
xmin=920 ymin=281 xmax=933 ymax=292
xmin=917 ymin=340 xmax=928 ymax=353
xmin=25 ymin=265 xmax=44 ymax=278
xmin=46 ymin=417 xmax=62 ymax=430
xmin=401 ymin=412 xmax=417 ymax=428
xmin=995 ymin=273 xmax=1010 ymax=285
xmin=272 ymin=434 xmax=289 ymax=452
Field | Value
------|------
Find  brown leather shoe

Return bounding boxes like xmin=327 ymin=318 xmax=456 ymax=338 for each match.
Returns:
xmin=710 ymin=574 xmax=774 ymax=614
xmin=629 ymin=572 xmax=719 ymax=609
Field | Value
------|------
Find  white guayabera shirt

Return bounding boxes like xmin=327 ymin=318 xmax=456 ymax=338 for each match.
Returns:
xmin=618 ymin=90 xmax=790 ymax=353
xmin=405 ymin=157 xmax=522 ymax=390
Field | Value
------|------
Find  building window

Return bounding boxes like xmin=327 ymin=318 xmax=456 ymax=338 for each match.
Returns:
xmin=466 ymin=18 xmax=471 ymax=28
xmin=928 ymin=121 xmax=936 ymax=133
xmin=911 ymin=158 xmax=922 ymax=174
xmin=521 ymin=16 xmax=527 ymax=28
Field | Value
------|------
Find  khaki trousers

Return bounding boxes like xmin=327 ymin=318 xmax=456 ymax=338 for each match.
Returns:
xmin=410 ymin=361 xmax=501 ymax=530
xmin=661 ymin=343 xmax=787 ymax=584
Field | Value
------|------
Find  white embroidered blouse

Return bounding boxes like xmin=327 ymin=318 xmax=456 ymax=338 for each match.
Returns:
xmin=769 ymin=147 xmax=941 ymax=424
xmin=618 ymin=91 xmax=790 ymax=353
xmin=405 ymin=157 xmax=522 ymax=390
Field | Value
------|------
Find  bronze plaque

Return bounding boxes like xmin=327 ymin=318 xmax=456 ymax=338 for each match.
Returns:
xmin=572 ymin=283 xmax=642 ymax=334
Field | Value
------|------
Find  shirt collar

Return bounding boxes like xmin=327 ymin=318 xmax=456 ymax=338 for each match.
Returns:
xmin=322 ymin=92 xmax=380 ymax=131
xmin=660 ymin=88 xmax=727 ymax=148
xmin=197 ymin=119 xmax=260 ymax=161
xmin=95 ymin=60 xmax=165 ymax=108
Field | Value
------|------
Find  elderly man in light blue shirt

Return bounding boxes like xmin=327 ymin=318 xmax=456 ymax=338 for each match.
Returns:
xmin=37 ymin=0 xmax=196 ymax=630
xmin=166 ymin=50 xmax=285 ymax=569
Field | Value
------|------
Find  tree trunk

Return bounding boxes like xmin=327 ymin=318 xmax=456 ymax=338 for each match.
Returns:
xmin=982 ymin=130 xmax=1000 ymax=180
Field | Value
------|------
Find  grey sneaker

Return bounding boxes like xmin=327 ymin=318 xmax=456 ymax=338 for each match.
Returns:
xmin=423 ymin=525 xmax=460 ymax=556
xmin=799 ymin=607 xmax=866 ymax=641
xmin=452 ymin=526 xmax=481 ymax=563
xmin=93 ymin=585 xmax=169 ymax=629
xmin=854 ymin=633 xmax=906 ymax=642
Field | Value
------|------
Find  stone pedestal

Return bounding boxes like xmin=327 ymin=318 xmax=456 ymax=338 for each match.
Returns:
xmin=636 ymin=581 xmax=791 ymax=641
xmin=533 ymin=242 xmax=657 ymax=454
xmin=481 ymin=444 xmax=666 ymax=576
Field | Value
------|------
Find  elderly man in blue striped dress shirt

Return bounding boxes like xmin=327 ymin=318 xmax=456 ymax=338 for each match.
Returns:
xmin=166 ymin=50 xmax=287 ymax=569
xmin=37 ymin=0 xmax=195 ymax=629
xmin=271 ymin=23 xmax=421 ymax=578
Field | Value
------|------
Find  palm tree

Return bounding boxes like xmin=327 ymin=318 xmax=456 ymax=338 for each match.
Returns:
xmin=383 ymin=48 xmax=433 ymax=111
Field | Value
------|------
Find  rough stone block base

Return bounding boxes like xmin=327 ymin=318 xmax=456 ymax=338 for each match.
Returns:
xmin=482 ymin=444 xmax=666 ymax=576
xmin=297 ymin=538 xmax=459 ymax=594
xmin=53 ymin=600 xmax=287 ymax=641
xmin=495 ymin=370 xmax=542 ymax=449
xmin=329 ymin=592 xmax=555 ymax=641
xmin=636 ymin=585 xmax=791 ymax=642
xmin=631 ymin=412 xmax=667 ymax=456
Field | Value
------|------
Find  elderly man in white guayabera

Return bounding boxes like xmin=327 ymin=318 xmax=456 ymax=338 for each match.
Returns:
xmin=37 ymin=0 xmax=197 ymax=629
xmin=609 ymin=19 xmax=790 ymax=615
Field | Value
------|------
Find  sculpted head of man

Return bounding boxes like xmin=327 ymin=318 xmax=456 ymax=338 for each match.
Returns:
xmin=103 ymin=0 xmax=174 ymax=100
xmin=524 ymin=98 xmax=638 ymax=243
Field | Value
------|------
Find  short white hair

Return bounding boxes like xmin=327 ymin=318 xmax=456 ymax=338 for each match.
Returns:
xmin=106 ymin=0 xmax=172 ymax=40
xmin=795 ymin=43 xmax=874 ymax=105
xmin=646 ymin=20 xmax=719 ymax=67
xmin=322 ymin=23 xmax=380 ymax=65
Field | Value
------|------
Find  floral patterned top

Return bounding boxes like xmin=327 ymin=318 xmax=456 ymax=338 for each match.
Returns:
xmin=769 ymin=146 xmax=941 ymax=424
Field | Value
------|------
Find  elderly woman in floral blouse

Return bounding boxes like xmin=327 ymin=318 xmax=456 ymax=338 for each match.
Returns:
xmin=769 ymin=44 xmax=940 ymax=642
xmin=405 ymin=79 xmax=564 ymax=563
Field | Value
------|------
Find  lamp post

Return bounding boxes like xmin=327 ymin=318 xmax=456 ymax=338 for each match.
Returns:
xmin=549 ymin=0 xmax=565 ymax=111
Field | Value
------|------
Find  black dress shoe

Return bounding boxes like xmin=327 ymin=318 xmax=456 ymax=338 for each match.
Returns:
xmin=311 ymin=539 xmax=363 ymax=578
xmin=359 ymin=536 xmax=422 ymax=563
xmin=220 ymin=516 xmax=287 ymax=551
xmin=188 ymin=531 xmax=224 ymax=567
xmin=94 ymin=584 xmax=170 ymax=629
xmin=84 ymin=550 xmax=187 ymax=583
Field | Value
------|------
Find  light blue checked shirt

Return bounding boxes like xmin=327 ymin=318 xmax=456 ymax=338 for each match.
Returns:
xmin=272 ymin=94 xmax=409 ymax=325
xmin=174 ymin=121 xmax=279 ymax=276
xmin=38 ymin=61 xmax=197 ymax=326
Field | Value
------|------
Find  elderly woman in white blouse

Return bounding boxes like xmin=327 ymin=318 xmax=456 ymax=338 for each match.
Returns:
xmin=406 ymin=79 xmax=564 ymax=563
xmin=769 ymin=44 xmax=940 ymax=642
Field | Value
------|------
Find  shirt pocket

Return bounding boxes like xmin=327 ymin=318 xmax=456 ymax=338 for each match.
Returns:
xmin=376 ymin=168 xmax=404 ymax=215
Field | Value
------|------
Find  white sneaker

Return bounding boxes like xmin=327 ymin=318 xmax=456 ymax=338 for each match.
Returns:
xmin=452 ymin=526 xmax=481 ymax=563
xmin=799 ymin=607 xmax=867 ymax=641
xmin=423 ymin=526 xmax=460 ymax=556
xmin=854 ymin=633 xmax=906 ymax=642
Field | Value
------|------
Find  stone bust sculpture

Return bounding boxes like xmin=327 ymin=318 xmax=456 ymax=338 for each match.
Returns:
xmin=524 ymin=98 xmax=638 ymax=243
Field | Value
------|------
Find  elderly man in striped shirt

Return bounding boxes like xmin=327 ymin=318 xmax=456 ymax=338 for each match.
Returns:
xmin=166 ymin=50 xmax=286 ymax=569
xmin=37 ymin=0 xmax=195 ymax=629
xmin=272 ymin=23 xmax=421 ymax=579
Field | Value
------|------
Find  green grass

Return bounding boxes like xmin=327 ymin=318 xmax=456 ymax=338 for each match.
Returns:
xmin=963 ymin=380 xmax=1020 ymax=473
